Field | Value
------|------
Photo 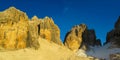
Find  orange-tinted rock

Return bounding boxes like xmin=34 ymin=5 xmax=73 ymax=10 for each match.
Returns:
xmin=64 ymin=24 xmax=102 ymax=51
xmin=0 ymin=7 xmax=29 ymax=50
xmin=30 ymin=16 xmax=63 ymax=45
xmin=64 ymin=24 xmax=87 ymax=52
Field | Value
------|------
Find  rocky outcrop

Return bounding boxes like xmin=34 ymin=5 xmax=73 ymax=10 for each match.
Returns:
xmin=82 ymin=29 xmax=101 ymax=46
xmin=64 ymin=24 xmax=86 ymax=52
xmin=38 ymin=17 xmax=63 ymax=45
xmin=0 ymin=7 xmax=29 ymax=50
xmin=28 ymin=16 xmax=40 ymax=49
xmin=64 ymin=24 xmax=101 ymax=51
xmin=29 ymin=16 xmax=63 ymax=45
xmin=81 ymin=29 xmax=101 ymax=50
xmin=0 ymin=7 xmax=63 ymax=50
xmin=105 ymin=16 xmax=120 ymax=48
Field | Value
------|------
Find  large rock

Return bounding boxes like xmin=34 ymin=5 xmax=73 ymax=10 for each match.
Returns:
xmin=0 ymin=7 xmax=29 ymax=50
xmin=28 ymin=16 xmax=40 ymax=49
xmin=64 ymin=24 xmax=101 ymax=51
xmin=82 ymin=30 xmax=102 ymax=46
xmin=83 ymin=29 xmax=96 ymax=46
xmin=105 ymin=16 xmax=120 ymax=48
xmin=30 ymin=16 xmax=63 ymax=45
xmin=64 ymin=24 xmax=87 ymax=52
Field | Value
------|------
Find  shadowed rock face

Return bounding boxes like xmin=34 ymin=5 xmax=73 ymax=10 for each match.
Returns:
xmin=64 ymin=24 xmax=102 ymax=51
xmin=105 ymin=16 xmax=120 ymax=48
xmin=0 ymin=7 xmax=29 ymax=50
xmin=115 ymin=16 xmax=120 ymax=29
xmin=81 ymin=29 xmax=102 ymax=49
xmin=82 ymin=29 xmax=96 ymax=46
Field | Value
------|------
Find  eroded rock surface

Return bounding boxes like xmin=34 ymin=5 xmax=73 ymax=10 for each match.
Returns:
xmin=64 ymin=24 xmax=101 ymax=51
xmin=64 ymin=24 xmax=87 ymax=51
xmin=0 ymin=7 xmax=29 ymax=50
xmin=29 ymin=16 xmax=63 ymax=45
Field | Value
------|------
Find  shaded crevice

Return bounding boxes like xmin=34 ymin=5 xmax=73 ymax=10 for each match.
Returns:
xmin=38 ymin=24 xmax=40 ymax=35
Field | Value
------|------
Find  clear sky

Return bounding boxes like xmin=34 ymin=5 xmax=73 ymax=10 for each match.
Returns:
xmin=0 ymin=0 xmax=120 ymax=44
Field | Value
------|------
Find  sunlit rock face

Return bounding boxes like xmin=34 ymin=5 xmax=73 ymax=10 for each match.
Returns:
xmin=105 ymin=16 xmax=120 ymax=48
xmin=0 ymin=7 xmax=29 ymax=50
xmin=30 ymin=16 xmax=63 ymax=45
xmin=28 ymin=16 xmax=40 ymax=49
xmin=0 ymin=7 xmax=63 ymax=50
xmin=64 ymin=24 xmax=87 ymax=52
xmin=64 ymin=24 xmax=102 ymax=52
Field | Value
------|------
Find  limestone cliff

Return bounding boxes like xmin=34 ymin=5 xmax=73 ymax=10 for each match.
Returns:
xmin=0 ymin=7 xmax=29 ymax=50
xmin=64 ymin=24 xmax=87 ymax=52
xmin=64 ymin=24 xmax=101 ymax=51
xmin=0 ymin=7 xmax=63 ymax=50
xmin=30 ymin=16 xmax=63 ymax=45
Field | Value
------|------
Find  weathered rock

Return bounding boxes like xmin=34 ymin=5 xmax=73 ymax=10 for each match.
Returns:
xmin=81 ymin=29 xmax=102 ymax=50
xmin=0 ymin=7 xmax=29 ymax=50
xmin=29 ymin=16 xmax=63 ymax=45
xmin=82 ymin=29 xmax=96 ymax=46
xmin=28 ymin=16 xmax=40 ymax=49
xmin=64 ymin=24 xmax=102 ymax=51
xmin=105 ymin=16 xmax=120 ymax=48
xmin=64 ymin=24 xmax=87 ymax=52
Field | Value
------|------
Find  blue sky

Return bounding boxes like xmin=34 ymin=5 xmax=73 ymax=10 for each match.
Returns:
xmin=0 ymin=0 xmax=120 ymax=44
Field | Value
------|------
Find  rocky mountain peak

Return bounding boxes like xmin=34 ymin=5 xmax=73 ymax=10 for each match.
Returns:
xmin=0 ymin=7 xmax=28 ymax=23
xmin=31 ymin=15 xmax=39 ymax=21
xmin=105 ymin=16 xmax=120 ymax=48
xmin=30 ymin=16 xmax=63 ymax=45
xmin=64 ymin=24 xmax=102 ymax=52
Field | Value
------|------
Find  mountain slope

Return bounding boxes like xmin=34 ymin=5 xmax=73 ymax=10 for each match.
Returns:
xmin=0 ymin=37 xmax=91 ymax=60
